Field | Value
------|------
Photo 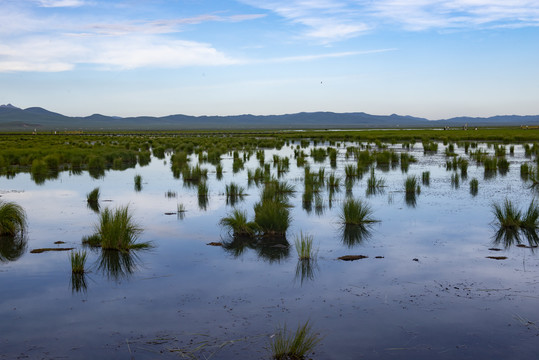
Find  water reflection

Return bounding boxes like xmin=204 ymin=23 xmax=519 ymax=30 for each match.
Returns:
xmin=222 ymin=236 xmax=290 ymax=263
xmin=341 ymin=224 xmax=373 ymax=248
xmin=98 ymin=250 xmax=143 ymax=281
xmin=87 ymin=200 xmax=100 ymax=213
xmin=70 ymin=273 xmax=88 ymax=294
xmin=295 ymin=258 xmax=318 ymax=285
xmin=493 ymin=226 xmax=539 ymax=250
xmin=405 ymin=192 xmax=417 ymax=207
xmin=0 ymin=235 xmax=27 ymax=262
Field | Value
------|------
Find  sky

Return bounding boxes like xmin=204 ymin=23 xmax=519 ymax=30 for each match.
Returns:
xmin=0 ymin=0 xmax=538 ymax=120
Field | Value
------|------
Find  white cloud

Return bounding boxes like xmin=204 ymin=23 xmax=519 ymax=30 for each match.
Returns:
xmin=242 ymin=0 xmax=539 ymax=37
xmin=263 ymin=48 xmax=396 ymax=63
xmin=37 ymin=0 xmax=86 ymax=7
xmin=0 ymin=34 xmax=240 ymax=72
xmin=240 ymin=0 xmax=369 ymax=42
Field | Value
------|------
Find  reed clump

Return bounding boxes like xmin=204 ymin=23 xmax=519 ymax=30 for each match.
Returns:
xmin=470 ymin=178 xmax=479 ymax=196
xmin=88 ymin=205 xmax=150 ymax=251
xmin=294 ymin=232 xmax=316 ymax=260
xmin=134 ymin=174 xmax=142 ymax=191
xmin=270 ymin=321 xmax=321 ymax=360
xmin=219 ymin=209 xmax=258 ymax=237
xmin=340 ymin=199 xmax=378 ymax=225
xmin=70 ymin=250 xmax=87 ymax=274
xmin=0 ymin=199 xmax=27 ymax=236
xmin=492 ymin=199 xmax=539 ymax=232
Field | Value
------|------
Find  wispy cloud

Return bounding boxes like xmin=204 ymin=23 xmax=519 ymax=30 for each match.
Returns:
xmin=37 ymin=0 xmax=86 ymax=7
xmin=242 ymin=0 xmax=539 ymax=40
xmin=239 ymin=0 xmax=369 ymax=42
xmin=263 ymin=48 xmax=396 ymax=63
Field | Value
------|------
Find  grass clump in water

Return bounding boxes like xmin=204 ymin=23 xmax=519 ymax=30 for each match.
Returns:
xmin=270 ymin=321 xmax=321 ymax=360
xmin=405 ymin=176 xmax=420 ymax=195
xmin=91 ymin=205 xmax=149 ymax=251
xmin=70 ymin=250 xmax=87 ymax=274
xmin=254 ymin=200 xmax=291 ymax=238
xmin=470 ymin=178 xmax=479 ymax=196
xmin=134 ymin=174 xmax=142 ymax=191
xmin=294 ymin=232 xmax=316 ymax=260
xmin=220 ymin=209 xmax=258 ymax=237
xmin=339 ymin=198 xmax=378 ymax=225
xmin=421 ymin=171 xmax=430 ymax=186
xmin=0 ymin=199 xmax=27 ymax=236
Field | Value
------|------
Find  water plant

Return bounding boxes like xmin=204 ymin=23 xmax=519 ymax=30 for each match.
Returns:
xmin=0 ymin=199 xmax=27 ymax=236
xmin=405 ymin=176 xmax=420 ymax=195
xmin=134 ymin=174 xmax=142 ymax=191
xmin=470 ymin=178 xmax=479 ymax=196
xmin=90 ymin=205 xmax=149 ymax=251
xmin=294 ymin=232 xmax=315 ymax=260
xmin=70 ymin=250 xmax=87 ymax=274
xmin=270 ymin=321 xmax=321 ymax=360
xmin=254 ymin=200 xmax=291 ymax=237
xmin=219 ymin=209 xmax=258 ymax=237
xmin=225 ymin=182 xmax=246 ymax=206
xmin=422 ymin=171 xmax=430 ymax=186
xmin=339 ymin=198 xmax=377 ymax=225
xmin=366 ymin=168 xmax=385 ymax=196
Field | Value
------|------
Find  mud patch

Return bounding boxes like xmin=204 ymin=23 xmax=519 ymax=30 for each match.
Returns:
xmin=338 ymin=255 xmax=368 ymax=261
xmin=30 ymin=248 xmax=74 ymax=254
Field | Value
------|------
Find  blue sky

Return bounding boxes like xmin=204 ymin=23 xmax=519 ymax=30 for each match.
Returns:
xmin=1 ymin=0 xmax=538 ymax=119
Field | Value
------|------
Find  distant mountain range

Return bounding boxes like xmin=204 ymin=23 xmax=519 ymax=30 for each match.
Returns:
xmin=1 ymin=103 xmax=538 ymax=131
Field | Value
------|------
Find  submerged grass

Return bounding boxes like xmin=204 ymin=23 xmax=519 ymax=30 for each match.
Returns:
xmin=270 ymin=321 xmax=321 ymax=360
xmin=0 ymin=199 xmax=27 ymax=236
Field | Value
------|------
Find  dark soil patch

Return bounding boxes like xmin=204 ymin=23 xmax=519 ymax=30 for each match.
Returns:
xmin=31 ymin=248 xmax=74 ymax=254
xmin=486 ymin=256 xmax=508 ymax=260
xmin=207 ymin=242 xmax=223 ymax=247
xmin=338 ymin=255 xmax=368 ymax=261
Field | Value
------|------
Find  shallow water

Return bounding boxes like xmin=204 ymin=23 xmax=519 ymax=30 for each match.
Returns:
xmin=1 ymin=142 xmax=538 ymax=359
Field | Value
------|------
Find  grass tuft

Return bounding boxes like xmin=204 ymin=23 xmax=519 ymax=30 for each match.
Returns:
xmin=340 ymin=198 xmax=377 ymax=225
xmin=220 ymin=209 xmax=258 ymax=237
xmin=70 ymin=250 xmax=87 ymax=274
xmin=294 ymin=232 xmax=315 ymax=260
xmin=270 ymin=321 xmax=321 ymax=360
xmin=0 ymin=199 xmax=27 ymax=236
xmin=92 ymin=205 xmax=150 ymax=251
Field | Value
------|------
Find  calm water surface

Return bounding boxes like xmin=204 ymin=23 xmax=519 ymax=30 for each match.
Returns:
xmin=1 ymin=141 xmax=538 ymax=359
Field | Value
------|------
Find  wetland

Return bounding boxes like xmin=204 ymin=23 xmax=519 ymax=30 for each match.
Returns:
xmin=1 ymin=128 xmax=539 ymax=359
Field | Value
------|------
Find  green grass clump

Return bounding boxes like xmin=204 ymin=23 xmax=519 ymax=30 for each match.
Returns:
xmin=470 ymin=178 xmax=479 ymax=196
xmin=134 ymin=174 xmax=142 ymax=191
xmin=220 ymin=209 xmax=258 ymax=237
xmin=92 ymin=206 xmax=149 ymax=251
xmin=340 ymin=199 xmax=377 ymax=225
xmin=270 ymin=321 xmax=321 ymax=360
xmin=366 ymin=168 xmax=385 ymax=195
xmin=87 ymin=187 xmax=100 ymax=204
xmin=254 ymin=200 xmax=291 ymax=237
xmin=70 ymin=250 xmax=87 ymax=274
xmin=294 ymin=232 xmax=315 ymax=260
xmin=0 ymin=200 xmax=27 ymax=236
xmin=405 ymin=176 xmax=420 ymax=195
xmin=493 ymin=199 xmax=521 ymax=228
xmin=421 ymin=171 xmax=430 ymax=186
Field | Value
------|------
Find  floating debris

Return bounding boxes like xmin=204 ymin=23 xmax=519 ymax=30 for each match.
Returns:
xmin=54 ymin=241 xmax=66 ymax=244
xmin=488 ymin=248 xmax=502 ymax=251
xmin=164 ymin=212 xmax=176 ymax=215
xmin=338 ymin=255 xmax=368 ymax=261
xmin=412 ymin=258 xmax=419 ymax=262
xmin=516 ymin=244 xmax=538 ymax=248
xmin=375 ymin=256 xmax=384 ymax=259
xmin=31 ymin=248 xmax=74 ymax=254
xmin=486 ymin=256 xmax=508 ymax=260
xmin=207 ymin=242 xmax=223 ymax=247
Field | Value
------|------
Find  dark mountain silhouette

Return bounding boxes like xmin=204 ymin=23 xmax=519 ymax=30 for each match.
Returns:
xmin=1 ymin=104 xmax=538 ymax=131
